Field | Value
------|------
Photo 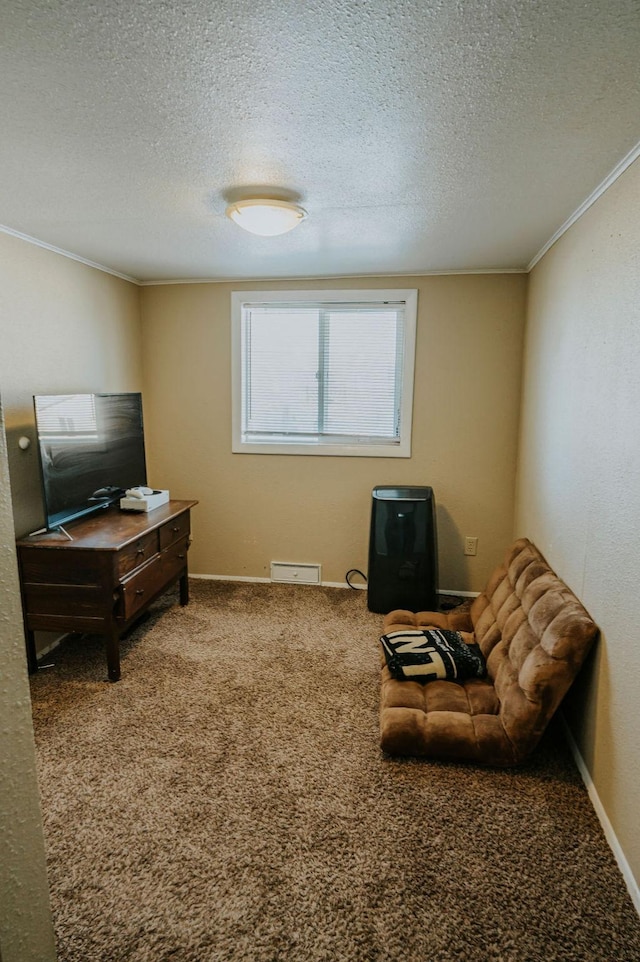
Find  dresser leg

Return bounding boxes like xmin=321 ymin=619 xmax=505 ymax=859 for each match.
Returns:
xmin=106 ymin=629 xmax=121 ymax=682
xmin=179 ymin=571 xmax=189 ymax=606
xmin=25 ymin=628 xmax=38 ymax=674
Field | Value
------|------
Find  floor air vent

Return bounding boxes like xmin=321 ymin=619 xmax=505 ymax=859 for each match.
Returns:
xmin=270 ymin=562 xmax=321 ymax=585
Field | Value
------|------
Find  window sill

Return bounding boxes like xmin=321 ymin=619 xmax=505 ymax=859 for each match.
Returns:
xmin=232 ymin=439 xmax=411 ymax=457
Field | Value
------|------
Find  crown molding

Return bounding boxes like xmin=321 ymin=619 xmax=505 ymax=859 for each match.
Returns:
xmin=527 ymin=138 xmax=640 ymax=272
xmin=138 ymin=267 xmax=527 ymax=286
xmin=0 ymin=224 xmax=140 ymax=284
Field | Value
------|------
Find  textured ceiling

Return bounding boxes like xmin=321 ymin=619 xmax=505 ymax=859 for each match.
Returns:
xmin=1 ymin=0 xmax=639 ymax=282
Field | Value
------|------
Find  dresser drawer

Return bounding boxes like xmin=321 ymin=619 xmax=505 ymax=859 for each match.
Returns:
xmin=120 ymin=538 xmax=189 ymax=621
xmin=159 ymin=513 xmax=190 ymax=550
xmin=117 ymin=530 xmax=159 ymax=578
xmin=22 ymin=583 xmax=108 ymax=617
xmin=161 ymin=537 xmax=190 ymax=581
xmin=19 ymin=548 xmax=104 ymax=586
xmin=120 ymin=555 xmax=164 ymax=621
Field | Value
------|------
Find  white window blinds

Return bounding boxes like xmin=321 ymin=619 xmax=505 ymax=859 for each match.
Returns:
xmin=34 ymin=394 xmax=98 ymax=437
xmin=232 ymin=290 xmax=417 ymax=457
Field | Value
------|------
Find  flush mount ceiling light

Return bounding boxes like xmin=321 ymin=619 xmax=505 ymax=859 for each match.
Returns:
xmin=225 ymin=198 xmax=307 ymax=236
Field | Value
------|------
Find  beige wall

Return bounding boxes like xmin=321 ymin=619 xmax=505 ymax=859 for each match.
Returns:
xmin=0 ymin=233 xmax=143 ymax=539
xmin=140 ymin=274 xmax=526 ymax=592
xmin=515 ymin=158 xmax=640 ymax=887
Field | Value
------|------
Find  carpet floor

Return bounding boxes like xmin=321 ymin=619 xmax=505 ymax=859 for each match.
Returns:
xmin=29 ymin=580 xmax=640 ymax=962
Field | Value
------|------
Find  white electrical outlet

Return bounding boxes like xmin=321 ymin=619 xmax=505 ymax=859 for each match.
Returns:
xmin=464 ymin=536 xmax=478 ymax=556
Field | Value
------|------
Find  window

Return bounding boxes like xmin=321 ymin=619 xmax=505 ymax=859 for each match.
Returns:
xmin=231 ymin=289 xmax=417 ymax=456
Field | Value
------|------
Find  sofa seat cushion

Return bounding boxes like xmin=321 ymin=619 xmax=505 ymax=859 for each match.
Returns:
xmin=379 ymin=704 xmax=515 ymax=765
xmin=381 ymin=667 xmax=498 ymax=715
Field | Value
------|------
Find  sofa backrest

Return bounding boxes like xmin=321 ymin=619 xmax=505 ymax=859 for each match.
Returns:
xmin=470 ymin=538 xmax=598 ymax=754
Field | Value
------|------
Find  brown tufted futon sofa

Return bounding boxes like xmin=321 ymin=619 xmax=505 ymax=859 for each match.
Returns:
xmin=380 ymin=538 xmax=598 ymax=765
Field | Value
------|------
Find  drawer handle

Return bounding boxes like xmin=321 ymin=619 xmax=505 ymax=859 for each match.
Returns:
xmin=135 ymin=588 xmax=145 ymax=596
xmin=172 ymin=526 xmax=180 ymax=533
xmin=136 ymin=548 xmax=145 ymax=555
xmin=177 ymin=553 xmax=185 ymax=560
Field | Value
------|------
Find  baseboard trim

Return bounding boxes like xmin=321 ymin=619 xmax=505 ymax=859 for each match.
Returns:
xmin=189 ymin=572 xmax=272 ymax=584
xmin=36 ymin=633 xmax=70 ymax=661
xmin=324 ymin=580 xmax=365 ymax=589
xmin=191 ymin=572 xmax=364 ymax=589
xmin=559 ymin=711 xmax=640 ymax=916
xmin=439 ymin=588 xmax=479 ymax=598
xmin=190 ymin=573 xmax=479 ymax=596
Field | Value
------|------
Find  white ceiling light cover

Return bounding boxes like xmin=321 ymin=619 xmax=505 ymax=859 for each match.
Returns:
xmin=226 ymin=199 xmax=307 ymax=236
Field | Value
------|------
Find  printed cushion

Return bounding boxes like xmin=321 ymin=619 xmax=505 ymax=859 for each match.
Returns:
xmin=380 ymin=628 xmax=487 ymax=684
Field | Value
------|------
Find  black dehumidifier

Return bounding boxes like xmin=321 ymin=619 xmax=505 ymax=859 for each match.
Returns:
xmin=367 ymin=485 xmax=438 ymax=614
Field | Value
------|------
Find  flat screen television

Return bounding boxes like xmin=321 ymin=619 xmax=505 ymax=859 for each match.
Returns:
xmin=33 ymin=392 xmax=147 ymax=531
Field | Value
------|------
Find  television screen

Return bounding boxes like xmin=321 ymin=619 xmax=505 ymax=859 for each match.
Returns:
xmin=34 ymin=393 xmax=147 ymax=530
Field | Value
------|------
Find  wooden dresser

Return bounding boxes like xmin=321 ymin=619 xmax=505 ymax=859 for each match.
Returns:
xmin=16 ymin=499 xmax=198 ymax=682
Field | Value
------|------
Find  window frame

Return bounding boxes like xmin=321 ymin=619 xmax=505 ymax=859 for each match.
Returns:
xmin=231 ymin=288 xmax=417 ymax=457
